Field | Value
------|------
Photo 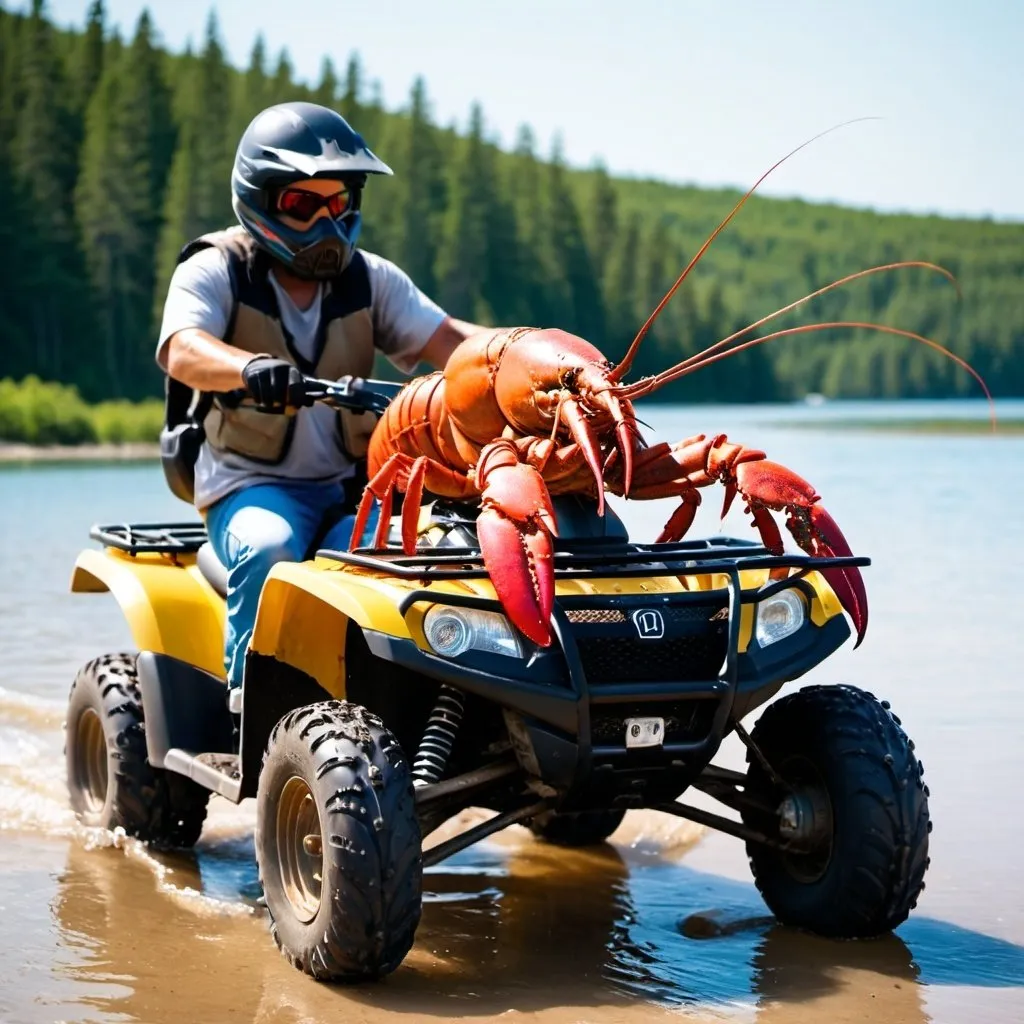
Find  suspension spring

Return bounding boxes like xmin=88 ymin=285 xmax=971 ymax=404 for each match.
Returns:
xmin=411 ymin=685 xmax=465 ymax=787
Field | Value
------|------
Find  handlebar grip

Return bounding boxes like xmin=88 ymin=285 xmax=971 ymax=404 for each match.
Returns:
xmin=212 ymin=376 xmax=401 ymax=414
xmin=218 ymin=388 xmax=249 ymax=409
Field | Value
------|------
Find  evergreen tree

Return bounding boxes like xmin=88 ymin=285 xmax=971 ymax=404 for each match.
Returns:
xmin=72 ymin=0 xmax=105 ymax=116
xmin=340 ymin=52 xmax=363 ymax=123
xmin=604 ymin=212 xmax=642 ymax=355
xmin=269 ymin=48 xmax=295 ymax=103
xmin=383 ymin=78 xmax=446 ymax=295
xmin=436 ymin=104 xmax=492 ymax=320
xmin=155 ymin=14 xmax=231 ymax=305
xmin=12 ymin=0 xmax=87 ymax=380
xmin=14 ymin=0 xmax=76 ymax=240
xmin=232 ymin=34 xmax=269 ymax=138
xmin=76 ymin=9 xmax=173 ymax=397
xmin=584 ymin=160 xmax=618 ymax=288
xmin=358 ymin=78 xmax=385 ymax=155
xmin=0 ymin=145 xmax=36 ymax=380
xmin=154 ymin=105 xmax=202 ymax=312
xmin=544 ymin=138 xmax=603 ymax=343
xmin=314 ymin=55 xmax=338 ymax=109
xmin=504 ymin=125 xmax=551 ymax=324
xmin=0 ymin=6 xmax=23 ymax=155
xmin=194 ymin=14 xmax=232 ymax=227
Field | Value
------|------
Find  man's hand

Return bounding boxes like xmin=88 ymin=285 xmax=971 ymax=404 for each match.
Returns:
xmin=242 ymin=356 xmax=311 ymax=413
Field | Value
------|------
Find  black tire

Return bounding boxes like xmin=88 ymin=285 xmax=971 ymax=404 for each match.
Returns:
xmin=65 ymin=652 xmax=209 ymax=847
xmin=530 ymin=808 xmax=626 ymax=847
xmin=256 ymin=700 xmax=422 ymax=982
xmin=742 ymin=684 xmax=930 ymax=938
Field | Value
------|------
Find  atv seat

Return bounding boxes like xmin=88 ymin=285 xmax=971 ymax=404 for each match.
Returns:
xmin=196 ymin=543 xmax=228 ymax=598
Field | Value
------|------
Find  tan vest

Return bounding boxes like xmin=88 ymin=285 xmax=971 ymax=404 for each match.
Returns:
xmin=178 ymin=228 xmax=378 ymax=465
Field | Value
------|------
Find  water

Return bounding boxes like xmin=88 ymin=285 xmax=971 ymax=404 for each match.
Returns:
xmin=1 ymin=399 xmax=1023 ymax=1024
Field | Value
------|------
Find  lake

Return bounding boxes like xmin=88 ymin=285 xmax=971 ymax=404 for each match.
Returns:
xmin=1 ymin=398 xmax=1022 ymax=1024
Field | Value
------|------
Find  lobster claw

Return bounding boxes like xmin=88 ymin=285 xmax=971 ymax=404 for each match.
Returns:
xmin=475 ymin=442 xmax=557 ymax=647
xmin=802 ymin=504 xmax=869 ymax=648
xmin=735 ymin=459 xmax=869 ymax=647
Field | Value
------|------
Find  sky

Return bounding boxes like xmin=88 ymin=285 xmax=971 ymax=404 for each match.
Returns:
xmin=42 ymin=0 xmax=1024 ymax=221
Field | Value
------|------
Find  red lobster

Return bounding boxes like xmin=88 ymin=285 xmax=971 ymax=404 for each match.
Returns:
xmin=352 ymin=131 xmax=992 ymax=649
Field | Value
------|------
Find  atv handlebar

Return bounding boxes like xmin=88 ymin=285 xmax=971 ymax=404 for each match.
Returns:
xmin=220 ymin=374 xmax=402 ymax=415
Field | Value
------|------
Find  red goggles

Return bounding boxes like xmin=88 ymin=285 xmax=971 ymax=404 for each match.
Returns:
xmin=276 ymin=186 xmax=353 ymax=222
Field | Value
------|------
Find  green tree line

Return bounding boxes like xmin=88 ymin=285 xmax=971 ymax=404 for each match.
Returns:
xmin=1 ymin=0 xmax=1021 ymax=407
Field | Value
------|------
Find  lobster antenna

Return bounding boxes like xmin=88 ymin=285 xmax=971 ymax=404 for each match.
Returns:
xmin=617 ymin=320 xmax=997 ymax=431
xmin=620 ymin=261 xmax=959 ymax=396
xmin=608 ymin=116 xmax=881 ymax=384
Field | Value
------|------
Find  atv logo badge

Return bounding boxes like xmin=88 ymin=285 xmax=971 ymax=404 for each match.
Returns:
xmin=631 ymin=608 xmax=665 ymax=639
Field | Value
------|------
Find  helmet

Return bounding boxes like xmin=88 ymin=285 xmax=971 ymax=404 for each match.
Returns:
xmin=231 ymin=101 xmax=392 ymax=279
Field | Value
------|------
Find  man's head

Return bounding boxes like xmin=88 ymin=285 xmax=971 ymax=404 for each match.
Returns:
xmin=232 ymin=102 xmax=392 ymax=280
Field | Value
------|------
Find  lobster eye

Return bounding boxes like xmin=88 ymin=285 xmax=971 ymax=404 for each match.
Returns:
xmin=561 ymin=367 xmax=582 ymax=391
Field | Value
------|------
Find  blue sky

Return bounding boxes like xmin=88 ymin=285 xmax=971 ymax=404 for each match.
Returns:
xmin=43 ymin=0 xmax=1024 ymax=221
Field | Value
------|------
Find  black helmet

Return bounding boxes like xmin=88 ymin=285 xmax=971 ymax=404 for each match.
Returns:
xmin=231 ymin=101 xmax=392 ymax=279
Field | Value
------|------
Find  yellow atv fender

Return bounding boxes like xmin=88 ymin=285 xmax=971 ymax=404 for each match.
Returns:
xmin=71 ymin=547 xmax=226 ymax=677
xmin=70 ymin=544 xmax=426 ymax=698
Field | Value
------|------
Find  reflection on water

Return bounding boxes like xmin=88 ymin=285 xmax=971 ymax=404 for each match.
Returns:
xmin=36 ymin=821 xmax=1024 ymax=1024
xmin=2 ymin=400 xmax=1024 ymax=1023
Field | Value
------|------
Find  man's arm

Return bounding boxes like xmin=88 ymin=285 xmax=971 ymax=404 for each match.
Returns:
xmin=158 ymin=248 xmax=250 ymax=392
xmin=417 ymin=316 xmax=488 ymax=370
xmin=161 ymin=329 xmax=251 ymax=392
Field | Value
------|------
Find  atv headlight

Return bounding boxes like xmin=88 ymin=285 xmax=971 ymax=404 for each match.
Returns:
xmin=755 ymin=589 xmax=806 ymax=647
xmin=423 ymin=605 xmax=523 ymax=659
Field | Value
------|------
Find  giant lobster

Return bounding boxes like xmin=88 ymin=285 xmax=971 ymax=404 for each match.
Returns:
xmin=351 ymin=128 xmax=992 ymax=649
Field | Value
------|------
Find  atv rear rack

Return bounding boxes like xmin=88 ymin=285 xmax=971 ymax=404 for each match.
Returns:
xmin=90 ymin=522 xmax=208 ymax=554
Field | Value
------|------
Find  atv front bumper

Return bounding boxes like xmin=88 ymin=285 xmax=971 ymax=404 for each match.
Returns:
xmin=363 ymin=577 xmax=851 ymax=808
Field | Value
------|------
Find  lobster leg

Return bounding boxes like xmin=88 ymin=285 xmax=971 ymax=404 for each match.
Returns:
xmin=351 ymin=453 xmax=472 ymax=554
xmin=474 ymin=439 xmax=558 ymax=647
xmin=612 ymin=433 xmax=868 ymax=646
xmin=352 ymin=454 xmax=411 ymax=549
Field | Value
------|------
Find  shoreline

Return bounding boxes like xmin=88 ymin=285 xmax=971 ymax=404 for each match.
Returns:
xmin=0 ymin=442 xmax=160 ymax=464
xmin=0 ymin=414 xmax=1020 ymax=464
xmin=764 ymin=417 xmax=1023 ymax=435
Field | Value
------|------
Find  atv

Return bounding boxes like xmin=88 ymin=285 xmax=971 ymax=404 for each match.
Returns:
xmin=65 ymin=376 xmax=930 ymax=983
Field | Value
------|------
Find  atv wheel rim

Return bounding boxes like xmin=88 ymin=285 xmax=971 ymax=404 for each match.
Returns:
xmin=777 ymin=755 xmax=834 ymax=884
xmin=76 ymin=708 xmax=108 ymax=813
xmin=277 ymin=776 xmax=323 ymax=923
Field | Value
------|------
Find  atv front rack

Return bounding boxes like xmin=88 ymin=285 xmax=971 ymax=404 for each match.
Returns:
xmin=325 ymin=537 xmax=870 ymax=589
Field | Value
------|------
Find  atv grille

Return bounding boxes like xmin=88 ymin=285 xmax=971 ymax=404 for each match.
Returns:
xmin=590 ymin=700 xmax=717 ymax=747
xmin=565 ymin=608 xmax=626 ymax=624
xmin=569 ymin=601 xmax=728 ymax=685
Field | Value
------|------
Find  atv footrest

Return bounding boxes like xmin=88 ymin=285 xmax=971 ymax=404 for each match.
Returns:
xmin=164 ymin=748 xmax=242 ymax=802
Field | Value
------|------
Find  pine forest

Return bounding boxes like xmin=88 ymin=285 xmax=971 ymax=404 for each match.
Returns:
xmin=1 ymin=0 xmax=1022 ymax=412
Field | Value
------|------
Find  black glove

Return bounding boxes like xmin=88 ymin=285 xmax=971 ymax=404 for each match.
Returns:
xmin=241 ymin=356 xmax=311 ymax=413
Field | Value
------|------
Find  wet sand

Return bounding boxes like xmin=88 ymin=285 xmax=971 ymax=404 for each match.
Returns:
xmin=0 ymin=810 xmax=947 ymax=1024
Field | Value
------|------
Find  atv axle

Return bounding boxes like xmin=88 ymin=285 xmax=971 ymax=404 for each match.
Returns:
xmin=422 ymin=799 xmax=552 ymax=868
xmin=653 ymin=800 xmax=798 ymax=848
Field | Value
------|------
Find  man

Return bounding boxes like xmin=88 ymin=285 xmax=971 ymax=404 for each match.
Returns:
xmin=158 ymin=101 xmax=485 ymax=694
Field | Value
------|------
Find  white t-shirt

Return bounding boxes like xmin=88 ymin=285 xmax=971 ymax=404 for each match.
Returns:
xmin=157 ymin=246 xmax=447 ymax=510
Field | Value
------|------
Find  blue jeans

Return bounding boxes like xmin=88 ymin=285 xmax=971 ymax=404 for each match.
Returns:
xmin=205 ymin=479 xmax=378 ymax=688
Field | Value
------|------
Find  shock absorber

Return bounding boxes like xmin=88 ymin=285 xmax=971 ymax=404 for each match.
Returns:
xmin=412 ymin=685 xmax=465 ymax=786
